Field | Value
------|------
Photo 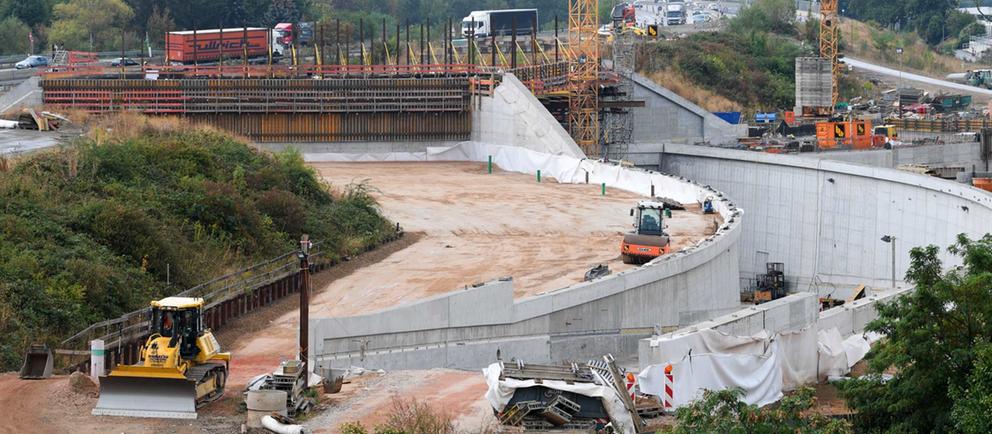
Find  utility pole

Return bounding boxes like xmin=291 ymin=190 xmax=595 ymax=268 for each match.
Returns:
xmin=298 ymin=234 xmax=312 ymax=387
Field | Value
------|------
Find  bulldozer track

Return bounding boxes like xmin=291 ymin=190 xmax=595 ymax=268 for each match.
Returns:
xmin=187 ymin=362 xmax=227 ymax=408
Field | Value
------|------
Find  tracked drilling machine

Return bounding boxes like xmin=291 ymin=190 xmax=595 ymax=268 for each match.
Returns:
xmin=620 ymin=201 xmax=672 ymax=264
xmin=92 ymin=297 xmax=230 ymax=419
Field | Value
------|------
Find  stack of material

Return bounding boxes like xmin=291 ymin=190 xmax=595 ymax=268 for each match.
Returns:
xmin=261 ymin=360 xmax=312 ymax=416
xmin=484 ymin=361 xmax=636 ymax=434
xmin=794 ymin=57 xmax=833 ymax=114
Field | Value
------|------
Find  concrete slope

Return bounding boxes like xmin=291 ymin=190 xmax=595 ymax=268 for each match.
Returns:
xmin=844 ymin=57 xmax=992 ymax=96
xmin=472 ymin=73 xmax=586 ymax=158
xmin=630 ymin=73 xmax=745 ymax=145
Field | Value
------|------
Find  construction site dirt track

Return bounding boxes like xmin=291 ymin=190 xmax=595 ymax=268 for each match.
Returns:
xmin=0 ymin=161 xmax=719 ymax=433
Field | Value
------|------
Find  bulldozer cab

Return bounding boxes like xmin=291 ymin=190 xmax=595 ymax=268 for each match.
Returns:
xmin=151 ymin=297 xmax=204 ymax=360
xmin=630 ymin=202 xmax=666 ymax=236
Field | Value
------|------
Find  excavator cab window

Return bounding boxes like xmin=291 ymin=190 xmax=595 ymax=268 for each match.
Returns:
xmin=637 ymin=208 xmax=663 ymax=236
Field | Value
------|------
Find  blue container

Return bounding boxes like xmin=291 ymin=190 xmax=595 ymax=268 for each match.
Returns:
xmin=713 ymin=111 xmax=742 ymax=124
xmin=755 ymin=112 xmax=778 ymax=124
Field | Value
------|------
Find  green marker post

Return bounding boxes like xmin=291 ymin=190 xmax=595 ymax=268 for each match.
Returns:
xmin=488 ymin=155 xmax=492 ymax=174
xmin=537 ymin=170 xmax=541 ymax=182
xmin=601 ymin=183 xmax=606 ymax=195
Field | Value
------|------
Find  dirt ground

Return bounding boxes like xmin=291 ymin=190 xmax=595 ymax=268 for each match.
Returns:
xmin=0 ymin=161 xmax=719 ymax=433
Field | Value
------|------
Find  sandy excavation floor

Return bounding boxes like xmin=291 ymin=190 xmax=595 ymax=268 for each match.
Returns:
xmin=230 ymin=162 xmax=719 ymax=386
xmin=0 ymin=161 xmax=720 ymax=433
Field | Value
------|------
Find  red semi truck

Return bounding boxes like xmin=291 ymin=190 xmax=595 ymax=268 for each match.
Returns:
xmin=165 ymin=27 xmax=271 ymax=64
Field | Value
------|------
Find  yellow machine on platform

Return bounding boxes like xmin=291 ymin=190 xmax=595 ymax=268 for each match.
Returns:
xmin=92 ymin=297 xmax=230 ymax=419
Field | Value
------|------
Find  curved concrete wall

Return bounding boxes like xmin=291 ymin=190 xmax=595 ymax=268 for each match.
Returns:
xmin=309 ymin=166 xmax=744 ymax=371
xmin=658 ymin=143 xmax=992 ymax=297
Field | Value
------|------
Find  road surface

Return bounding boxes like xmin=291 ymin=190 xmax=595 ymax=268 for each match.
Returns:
xmin=845 ymin=57 xmax=992 ymax=96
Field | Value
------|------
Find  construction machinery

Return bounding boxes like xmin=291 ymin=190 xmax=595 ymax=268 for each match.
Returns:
xmin=620 ymin=201 xmax=671 ymax=264
xmin=18 ymin=344 xmax=54 ymax=379
xmin=92 ymin=297 xmax=230 ymax=419
xmin=753 ymin=263 xmax=786 ymax=304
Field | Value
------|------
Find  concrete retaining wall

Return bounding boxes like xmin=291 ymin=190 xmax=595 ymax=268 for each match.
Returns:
xmin=637 ymin=287 xmax=910 ymax=369
xmin=310 ymin=168 xmax=744 ymax=371
xmin=657 ymin=143 xmax=992 ymax=295
xmin=471 ymin=74 xmax=585 ymax=158
xmin=630 ymin=74 xmax=745 ymax=145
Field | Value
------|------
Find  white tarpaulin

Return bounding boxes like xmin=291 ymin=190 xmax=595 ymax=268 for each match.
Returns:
xmin=817 ymin=327 xmax=849 ymax=378
xmin=638 ymin=341 xmax=784 ymax=409
xmin=777 ymin=327 xmax=818 ymax=390
xmin=482 ymin=362 xmax=635 ymax=434
xmin=645 ymin=328 xmax=769 ymax=366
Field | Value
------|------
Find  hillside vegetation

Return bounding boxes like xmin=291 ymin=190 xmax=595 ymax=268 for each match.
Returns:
xmin=0 ymin=117 xmax=393 ymax=369
xmin=840 ymin=18 xmax=967 ymax=77
xmin=637 ymin=0 xmax=811 ymax=113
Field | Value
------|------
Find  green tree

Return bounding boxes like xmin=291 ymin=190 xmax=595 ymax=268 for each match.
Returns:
xmin=0 ymin=16 xmax=31 ymax=55
xmin=665 ymin=387 xmax=851 ymax=433
xmin=840 ymin=234 xmax=992 ymax=433
xmin=145 ymin=5 xmax=175 ymax=48
xmin=4 ymin=0 xmax=51 ymax=27
xmin=49 ymin=0 xmax=135 ymax=51
xmin=264 ymin=0 xmax=301 ymax=27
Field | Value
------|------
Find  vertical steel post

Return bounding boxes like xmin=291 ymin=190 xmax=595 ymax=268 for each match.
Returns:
xmin=554 ymin=16 xmax=559 ymax=63
xmin=510 ymin=17 xmax=516 ymax=69
xmin=470 ymin=17 xmax=476 ymax=65
xmin=299 ymin=235 xmax=311 ymax=388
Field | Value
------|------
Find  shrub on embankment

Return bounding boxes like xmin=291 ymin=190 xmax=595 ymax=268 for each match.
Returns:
xmin=0 ymin=118 xmax=393 ymax=370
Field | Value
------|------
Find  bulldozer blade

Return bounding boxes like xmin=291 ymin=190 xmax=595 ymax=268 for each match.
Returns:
xmin=92 ymin=376 xmax=197 ymax=419
xmin=18 ymin=344 xmax=53 ymax=379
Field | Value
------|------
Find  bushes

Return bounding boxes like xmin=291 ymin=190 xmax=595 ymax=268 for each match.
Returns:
xmin=0 ymin=122 xmax=392 ymax=369
xmin=639 ymin=30 xmax=807 ymax=111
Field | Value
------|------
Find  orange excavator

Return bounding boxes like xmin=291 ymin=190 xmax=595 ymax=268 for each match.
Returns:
xmin=620 ymin=201 xmax=672 ymax=264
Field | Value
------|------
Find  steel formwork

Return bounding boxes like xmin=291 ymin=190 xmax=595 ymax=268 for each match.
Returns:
xmin=42 ymin=77 xmax=473 ymax=142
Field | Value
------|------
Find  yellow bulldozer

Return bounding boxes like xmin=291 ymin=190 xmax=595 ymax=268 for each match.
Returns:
xmin=92 ymin=297 xmax=230 ymax=419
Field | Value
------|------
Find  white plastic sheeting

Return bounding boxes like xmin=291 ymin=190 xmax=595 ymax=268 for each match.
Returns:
xmin=304 ymin=141 xmax=735 ymax=221
xmin=638 ymin=341 xmax=784 ymax=409
xmin=638 ymin=324 xmax=860 ymax=408
xmin=817 ymin=327 xmax=875 ymax=378
xmin=777 ymin=327 xmax=818 ymax=390
xmin=482 ymin=362 xmax=635 ymax=434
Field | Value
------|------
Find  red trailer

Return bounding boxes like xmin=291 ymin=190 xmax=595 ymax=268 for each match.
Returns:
xmin=166 ymin=28 xmax=270 ymax=64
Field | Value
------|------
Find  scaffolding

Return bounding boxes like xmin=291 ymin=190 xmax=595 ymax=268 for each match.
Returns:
xmin=820 ymin=0 xmax=839 ymax=106
xmin=569 ymin=0 xmax=601 ymax=157
xmin=601 ymin=29 xmax=635 ymax=161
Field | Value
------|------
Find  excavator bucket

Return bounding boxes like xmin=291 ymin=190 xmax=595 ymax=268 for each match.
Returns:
xmin=92 ymin=376 xmax=197 ymax=419
xmin=18 ymin=344 xmax=54 ymax=379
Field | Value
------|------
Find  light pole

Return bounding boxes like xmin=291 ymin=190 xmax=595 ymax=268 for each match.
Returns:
xmin=896 ymin=47 xmax=904 ymax=119
xmin=881 ymin=235 xmax=896 ymax=288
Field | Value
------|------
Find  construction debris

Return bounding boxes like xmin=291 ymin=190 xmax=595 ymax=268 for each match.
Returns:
xmin=484 ymin=357 xmax=643 ymax=434
xmin=584 ymin=264 xmax=611 ymax=281
xmin=246 ymin=360 xmax=315 ymax=417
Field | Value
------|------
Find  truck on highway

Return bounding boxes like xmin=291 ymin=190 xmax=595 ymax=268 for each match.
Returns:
xmin=273 ymin=22 xmax=315 ymax=48
xmin=665 ymin=3 xmax=686 ymax=26
xmin=165 ymin=27 xmax=271 ymax=64
xmin=462 ymin=9 xmax=538 ymax=38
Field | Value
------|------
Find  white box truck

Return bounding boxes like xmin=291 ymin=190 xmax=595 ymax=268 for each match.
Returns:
xmin=665 ymin=3 xmax=686 ymax=25
xmin=462 ymin=9 xmax=539 ymax=38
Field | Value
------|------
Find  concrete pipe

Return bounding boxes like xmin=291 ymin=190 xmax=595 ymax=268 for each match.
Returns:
xmin=245 ymin=390 xmax=287 ymax=429
xmin=262 ymin=415 xmax=306 ymax=434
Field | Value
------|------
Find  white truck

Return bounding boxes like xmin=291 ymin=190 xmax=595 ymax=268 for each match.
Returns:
xmin=665 ymin=3 xmax=686 ymax=26
xmin=461 ymin=9 xmax=539 ymax=38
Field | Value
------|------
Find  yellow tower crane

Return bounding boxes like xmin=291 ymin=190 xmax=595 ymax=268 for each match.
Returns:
xmin=820 ymin=0 xmax=839 ymax=106
xmin=568 ymin=0 xmax=601 ymax=157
